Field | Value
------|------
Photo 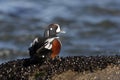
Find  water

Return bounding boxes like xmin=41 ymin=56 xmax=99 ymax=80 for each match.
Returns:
xmin=0 ymin=0 xmax=120 ymax=63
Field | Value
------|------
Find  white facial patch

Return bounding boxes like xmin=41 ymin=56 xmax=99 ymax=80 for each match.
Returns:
xmin=56 ymin=24 xmax=61 ymax=33
xmin=50 ymin=28 xmax=53 ymax=30
xmin=44 ymin=38 xmax=55 ymax=50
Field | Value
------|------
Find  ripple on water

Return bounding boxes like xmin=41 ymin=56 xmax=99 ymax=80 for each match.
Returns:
xmin=0 ymin=0 xmax=120 ymax=63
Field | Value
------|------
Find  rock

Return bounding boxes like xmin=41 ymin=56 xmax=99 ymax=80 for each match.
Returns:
xmin=0 ymin=55 xmax=119 ymax=80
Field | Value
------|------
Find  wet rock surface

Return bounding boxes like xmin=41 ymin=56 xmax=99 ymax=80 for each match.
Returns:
xmin=0 ymin=55 xmax=119 ymax=80
xmin=52 ymin=66 xmax=120 ymax=80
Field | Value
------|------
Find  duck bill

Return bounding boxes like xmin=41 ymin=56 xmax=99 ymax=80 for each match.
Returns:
xmin=60 ymin=30 xmax=66 ymax=33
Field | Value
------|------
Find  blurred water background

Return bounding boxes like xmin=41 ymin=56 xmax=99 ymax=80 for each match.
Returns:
xmin=0 ymin=0 xmax=120 ymax=63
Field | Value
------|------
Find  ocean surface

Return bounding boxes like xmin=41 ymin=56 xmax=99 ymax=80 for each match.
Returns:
xmin=0 ymin=0 xmax=120 ymax=63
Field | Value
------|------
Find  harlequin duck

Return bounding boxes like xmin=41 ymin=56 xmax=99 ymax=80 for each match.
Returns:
xmin=28 ymin=24 xmax=65 ymax=60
